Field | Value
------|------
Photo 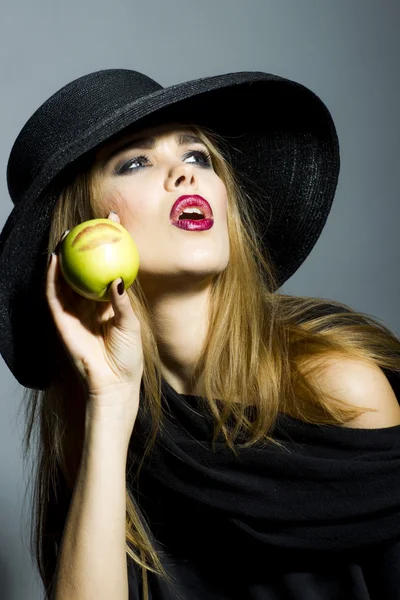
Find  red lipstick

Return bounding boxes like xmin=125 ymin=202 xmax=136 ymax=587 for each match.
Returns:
xmin=170 ymin=195 xmax=214 ymax=231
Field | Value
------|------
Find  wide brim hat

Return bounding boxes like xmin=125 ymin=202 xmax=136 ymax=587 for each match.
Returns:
xmin=0 ymin=69 xmax=339 ymax=390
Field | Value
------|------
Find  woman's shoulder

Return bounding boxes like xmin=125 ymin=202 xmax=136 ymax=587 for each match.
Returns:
xmin=310 ymin=354 xmax=400 ymax=429
xmin=275 ymin=294 xmax=400 ymax=429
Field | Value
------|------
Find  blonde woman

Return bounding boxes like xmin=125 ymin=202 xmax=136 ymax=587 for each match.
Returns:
xmin=1 ymin=69 xmax=400 ymax=600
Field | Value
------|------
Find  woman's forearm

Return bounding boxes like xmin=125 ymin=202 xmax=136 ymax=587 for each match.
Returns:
xmin=52 ymin=401 xmax=135 ymax=600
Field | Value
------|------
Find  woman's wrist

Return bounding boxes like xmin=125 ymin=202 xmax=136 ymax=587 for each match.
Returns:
xmin=85 ymin=388 xmax=140 ymax=450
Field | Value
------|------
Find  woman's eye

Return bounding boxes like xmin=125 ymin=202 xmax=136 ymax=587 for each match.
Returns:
xmin=116 ymin=154 xmax=150 ymax=175
xmin=183 ymin=149 xmax=213 ymax=167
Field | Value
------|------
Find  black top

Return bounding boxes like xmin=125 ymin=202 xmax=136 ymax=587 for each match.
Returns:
xmin=126 ymin=305 xmax=400 ymax=599
xmin=126 ymin=382 xmax=400 ymax=599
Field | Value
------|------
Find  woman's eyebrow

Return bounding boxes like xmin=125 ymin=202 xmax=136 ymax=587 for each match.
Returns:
xmin=101 ymin=132 xmax=204 ymax=169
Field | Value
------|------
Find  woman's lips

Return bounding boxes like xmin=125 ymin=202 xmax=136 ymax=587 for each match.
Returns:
xmin=169 ymin=194 xmax=213 ymax=223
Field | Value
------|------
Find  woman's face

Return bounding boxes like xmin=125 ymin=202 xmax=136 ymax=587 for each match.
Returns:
xmin=93 ymin=123 xmax=230 ymax=295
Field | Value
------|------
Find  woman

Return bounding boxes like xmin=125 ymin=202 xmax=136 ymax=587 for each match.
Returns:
xmin=1 ymin=69 xmax=400 ymax=600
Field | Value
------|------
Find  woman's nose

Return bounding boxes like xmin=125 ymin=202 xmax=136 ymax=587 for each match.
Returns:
xmin=165 ymin=162 xmax=197 ymax=190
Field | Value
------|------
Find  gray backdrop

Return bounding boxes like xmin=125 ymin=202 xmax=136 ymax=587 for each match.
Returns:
xmin=1 ymin=1 xmax=399 ymax=598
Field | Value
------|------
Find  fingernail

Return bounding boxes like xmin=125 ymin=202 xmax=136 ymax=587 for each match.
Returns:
xmin=117 ymin=279 xmax=125 ymax=295
xmin=55 ymin=230 xmax=70 ymax=255
xmin=108 ymin=211 xmax=118 ymax=217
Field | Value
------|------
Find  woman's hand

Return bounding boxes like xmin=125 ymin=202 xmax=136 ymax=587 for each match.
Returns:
xmin=45 ymin=212 xmax=144 ymax=427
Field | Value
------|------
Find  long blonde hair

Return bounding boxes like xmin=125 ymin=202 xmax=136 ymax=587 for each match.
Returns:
xmin=20 ymin=124 xmax=400 ymax=600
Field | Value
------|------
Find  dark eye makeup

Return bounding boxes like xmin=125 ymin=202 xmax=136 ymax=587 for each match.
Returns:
xmin=114 ymin=149 xmax=213 ymax=175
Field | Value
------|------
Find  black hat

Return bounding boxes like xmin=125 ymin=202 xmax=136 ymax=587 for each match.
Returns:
xmin=0 ymin=69 xmax=339 ymax=390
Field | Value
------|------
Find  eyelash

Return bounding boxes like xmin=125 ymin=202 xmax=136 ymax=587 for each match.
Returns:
xmin=115 ymin=149 xmax=213 ymax=175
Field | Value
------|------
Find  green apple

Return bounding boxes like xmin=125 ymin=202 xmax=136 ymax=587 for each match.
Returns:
xmin=59 ymin=218 xmax=140 ymax=301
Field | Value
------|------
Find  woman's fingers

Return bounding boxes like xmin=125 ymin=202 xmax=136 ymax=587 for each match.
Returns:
xmin=45 ymin=252 xmax=79 ymax=340
xmin=46 ymin=252 xmax=66 ymax=316
xmin=108 ymin=211 xmax=120 ymax=224
xmin=45 ymin=252 xmax=57 ymax=306
xmin=46 ymin=242 xmax=76 ymax=315
xmin=109 ymin=278 xmax=141 ymax=333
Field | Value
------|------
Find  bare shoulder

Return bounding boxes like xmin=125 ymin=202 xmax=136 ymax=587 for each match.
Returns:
xmin=312 ymin=356 xmax=400 ymax=428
